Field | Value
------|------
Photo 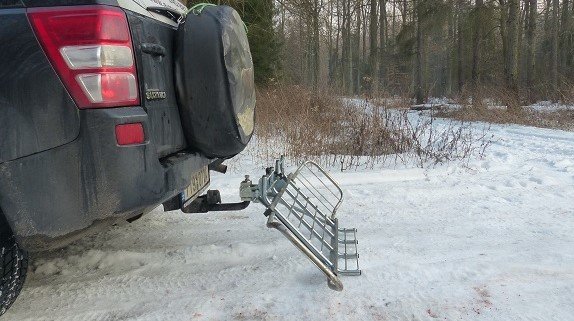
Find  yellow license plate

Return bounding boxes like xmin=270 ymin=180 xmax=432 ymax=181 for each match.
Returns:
xmin=184 ymin=166 xmax=210 ymax=202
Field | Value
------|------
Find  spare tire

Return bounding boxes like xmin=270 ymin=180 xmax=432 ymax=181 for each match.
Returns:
xmin=175 ymin=5 xmax=256 ymax=159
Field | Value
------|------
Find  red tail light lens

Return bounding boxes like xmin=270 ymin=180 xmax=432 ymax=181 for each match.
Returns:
xmin=28 ymin=6 xmax=139 ymax=109
xmin=115 ymin=123 xmax=145 ymax=145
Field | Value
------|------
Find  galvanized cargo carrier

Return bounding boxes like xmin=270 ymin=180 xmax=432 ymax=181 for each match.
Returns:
xmin=240 ymin=156 xmax=361 ymax=290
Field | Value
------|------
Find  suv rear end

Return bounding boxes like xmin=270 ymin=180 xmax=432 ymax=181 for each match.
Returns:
xmin=0 ymin=0 xmax=209 ymax=251
xmin=0 ymin=0 xmax=260 ymax=315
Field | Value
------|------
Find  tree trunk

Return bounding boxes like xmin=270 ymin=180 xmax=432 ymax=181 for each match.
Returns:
xmin=392 ymin=0 xmax=396 ymax=42
xmin=306 ymin=22 xmax=313 ymax=87
xmin=335 ymin=0 xmax=342 ymax=87
xmin=280 ymin=1 xmax=285 ymax=40
xmin=551 ymin=0 xmax=559 ymax=99
xmin=518 ymin=0 xmax=525 ymax=72
xmin=328 ymin=0 xmax=334 ymax=85
xmin=561 ymin=0 xmax=570 ymax=73
xmin=342 ymin=0 xmax=352 ymax=94
xmin=311 ymin=0 xmax=320 ymax=92
xmin=457 ymin=0 xmax=464 ymax=93
xmin=447 ymin=0 xmax=455 ymax=95
xmin=348 ymin=3 xmax=354 ymax=94
xmin=378 ymin=0 xmax=387 ymax=91
xmin=369 ymin=0 xmax=378 ymax=96
xmin=500 ymin=0 xmax=508 ymax=83
xmin=402 ymin=0 xmax=408 ymax=26
xmin=505 ymin=0 xmax=520 ymax=94
xmin=525 ymin=0 xmax=536 ymax=98
xmin=362 ymin=3 xmax=368 ymax=63
xmin=414 ymin=0 xmax=424 ymax=104
xmin=471 ymin=0 xmax=484 ymax=89
xmin=356 ymin=0 xmax=362 ymax=94
xmin=298 ymin=17 xmax=309 ymax=84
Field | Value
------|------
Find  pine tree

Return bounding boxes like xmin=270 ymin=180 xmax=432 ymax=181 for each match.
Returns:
xmin=188 ymin=0 xmax=282 ymax=86
xmin=241 ymin=0 xmax=282 ymax=85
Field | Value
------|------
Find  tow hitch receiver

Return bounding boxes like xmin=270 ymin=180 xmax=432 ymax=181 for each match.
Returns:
xmin=240 ymin=156 xmax=361 ymax=291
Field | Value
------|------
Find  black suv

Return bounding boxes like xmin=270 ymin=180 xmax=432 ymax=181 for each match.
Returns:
xmin=0 ymin=0 xmax=255 ymax=314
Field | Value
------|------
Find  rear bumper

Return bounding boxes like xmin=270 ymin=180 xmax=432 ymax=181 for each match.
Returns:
xmin=0 ymin=107 xmax=210 ymax=251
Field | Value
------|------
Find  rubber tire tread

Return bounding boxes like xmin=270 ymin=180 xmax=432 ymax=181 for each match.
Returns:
xmin=0 ymin=235 xmax=27 ymax=316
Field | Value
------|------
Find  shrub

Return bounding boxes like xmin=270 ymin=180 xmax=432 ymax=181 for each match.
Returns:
xmin=244 ymin=85 xmax=491 ymax=170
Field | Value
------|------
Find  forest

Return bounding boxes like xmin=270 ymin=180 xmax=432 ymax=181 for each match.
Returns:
xmin=183 ymin=0 xmax=574 ymax=105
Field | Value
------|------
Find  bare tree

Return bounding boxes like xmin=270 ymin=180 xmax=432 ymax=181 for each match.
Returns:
xmin=275 ymin=0 xmax=574 ymax=102
xmin=457 ymin=0 xmax=465 ymax=93
xmin=471 ymin=0 xmax=484 ymax=88
xmin=414 ymin=0 xmax=424 ymax=103
xmin=378 ymin=0 xmax=387 ymax=91
xmin=551 ymin=0 xmax=560 ymax=98
xmin=369 ymin=0 xmax=379 ymax=95
xmin=525 ymin=0 xmax=537 ymax=99
xmin=506 ymin=0 xmax=520 ymax=94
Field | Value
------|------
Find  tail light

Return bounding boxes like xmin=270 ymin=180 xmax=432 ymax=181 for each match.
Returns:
xmin=28 ymin=6 xmax=139 ymax=109
xmin=115 ymin=123 xmax=145 ymax=145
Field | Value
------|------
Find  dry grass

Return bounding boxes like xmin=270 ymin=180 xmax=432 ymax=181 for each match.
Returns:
xmin=249 ymin=85 xmax=491 ymax=170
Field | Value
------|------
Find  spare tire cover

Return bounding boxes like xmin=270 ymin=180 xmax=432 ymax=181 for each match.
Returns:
xmin=175 ymin=5 xmax=256 ymax=159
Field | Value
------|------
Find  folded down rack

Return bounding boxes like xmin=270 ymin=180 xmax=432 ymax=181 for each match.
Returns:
xmin=240 ymin=157 xmax=361 ymax=291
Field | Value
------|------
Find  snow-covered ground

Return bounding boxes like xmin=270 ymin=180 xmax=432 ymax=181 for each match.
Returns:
xmin=5 ymin=121 xmax=574 ymax=321
xmin=401 ymin=96 xmax=574 ymax=112
xmin=527 ymin=101 xmax=574 ymax=112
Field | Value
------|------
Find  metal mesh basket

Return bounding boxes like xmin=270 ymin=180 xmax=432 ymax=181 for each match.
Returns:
xmin=257 ymin=159 xmax=361 ymax=290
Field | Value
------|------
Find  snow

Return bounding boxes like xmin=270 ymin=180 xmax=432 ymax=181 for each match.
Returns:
xmin=4 ymin=121 xmax=574 ymax=321
xmin=526 ymin=101 xmax=574 ymax=112
xmin=403 ymin=97 xmax=574 ymax=112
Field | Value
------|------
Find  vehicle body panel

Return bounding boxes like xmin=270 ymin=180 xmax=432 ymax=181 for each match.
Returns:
xmin=0 ymin=0 xmax=215 ymax=251
xmin=0 ymin=107 xmax=210 ymax=251
xmin=0 ymin=8 xmax=80 ymax=163
xmin=126 ymin=10 xmax=187 ymax=158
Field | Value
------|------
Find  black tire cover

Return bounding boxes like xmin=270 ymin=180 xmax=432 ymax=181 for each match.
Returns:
xmin=175 ymin=6 xmax=256 ymax=159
